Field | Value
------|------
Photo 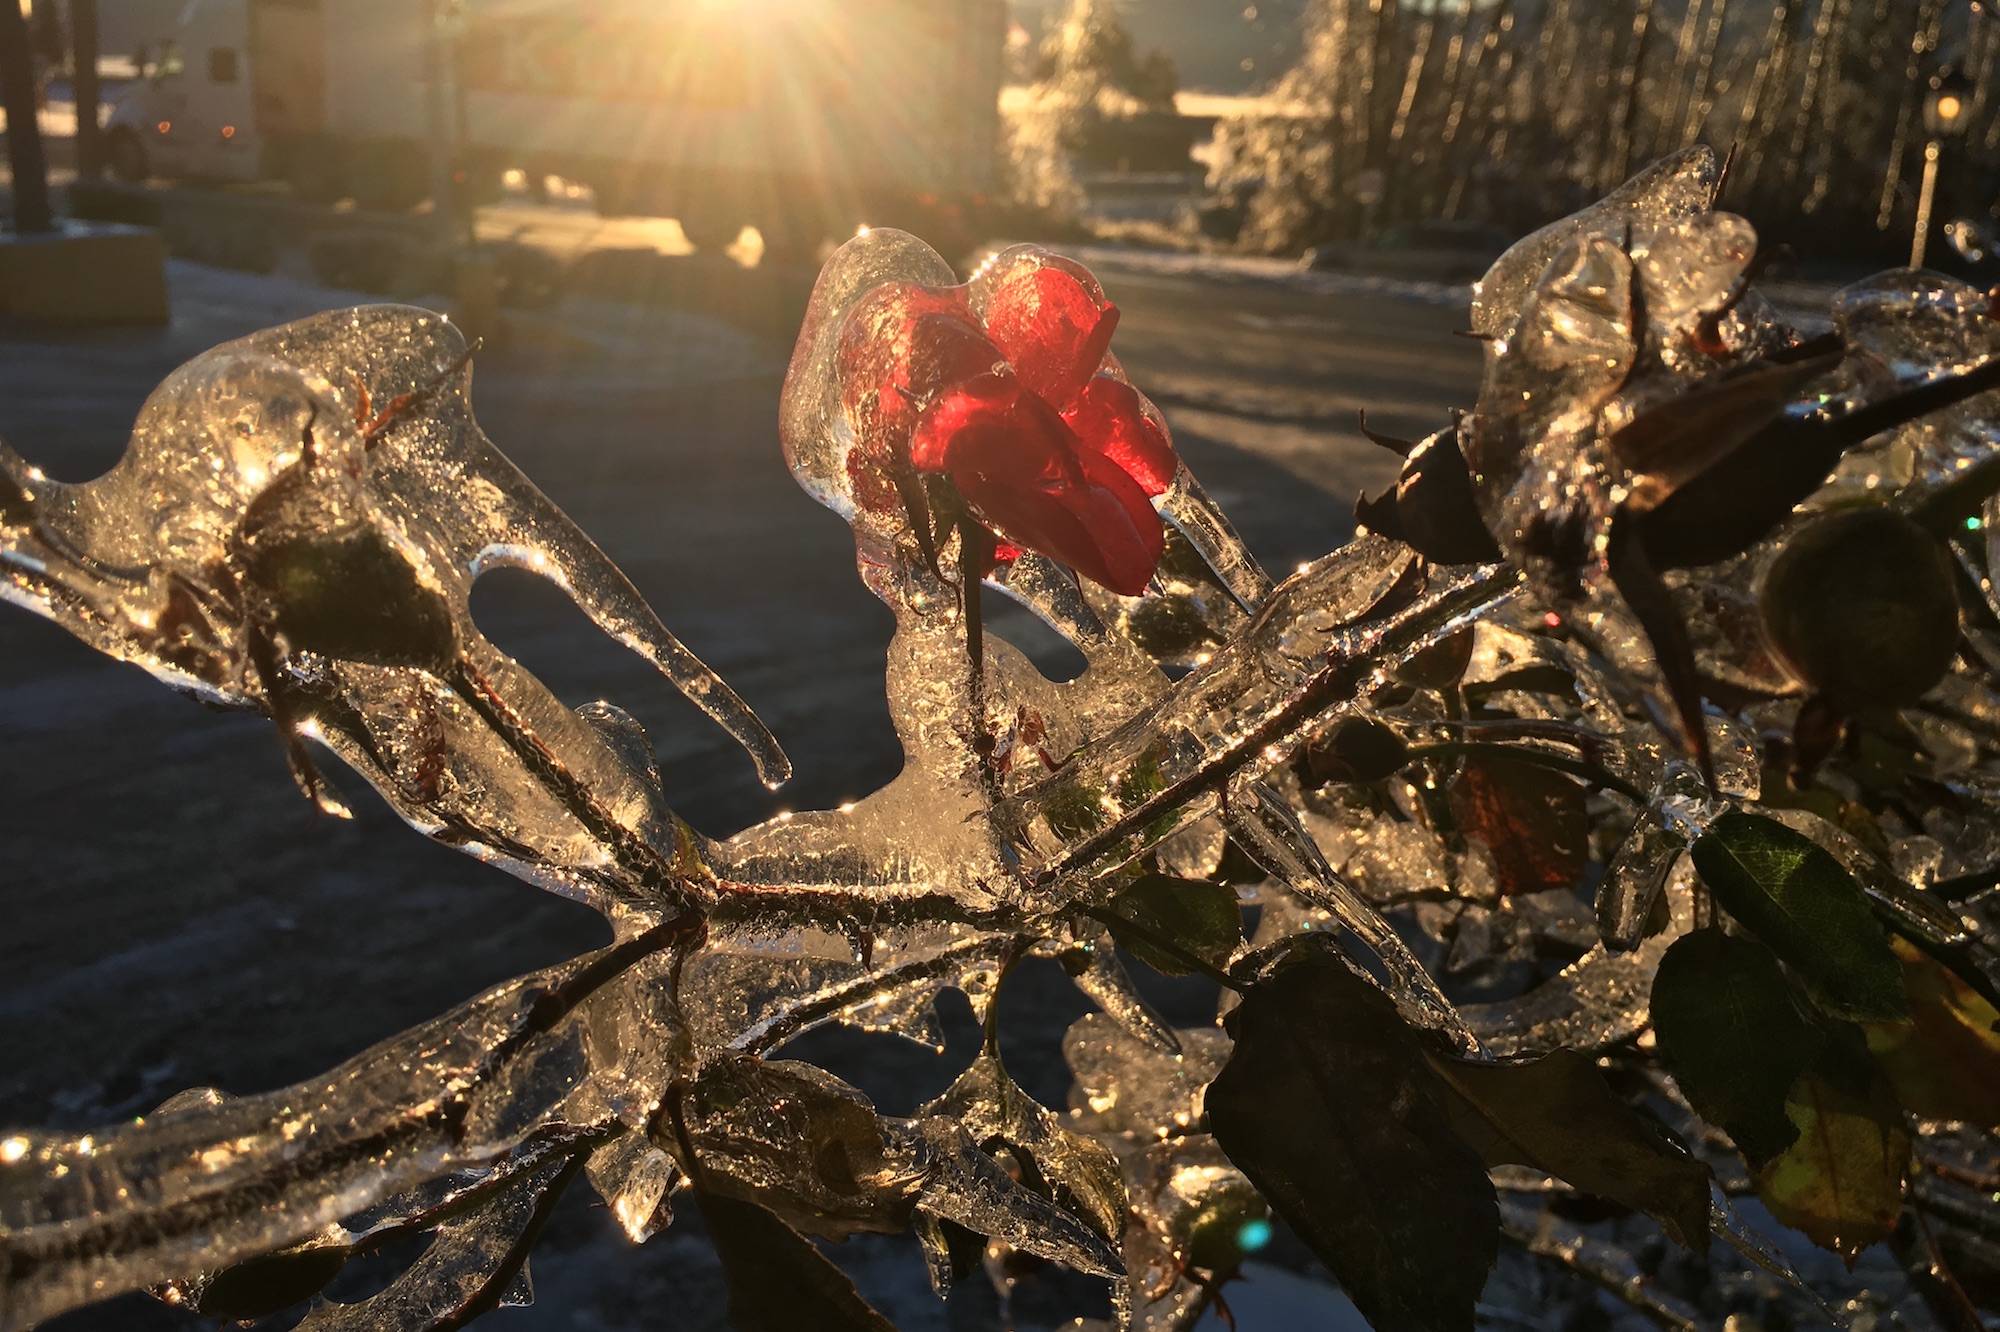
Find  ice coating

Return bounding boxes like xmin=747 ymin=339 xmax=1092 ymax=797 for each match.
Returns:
xmin=1463 ymin=198 xmax=1771 ymax=590
xmin=0 ymin=928 xmax=684 ymax=1329
xmin=1835 ymin=271 xmax=2000 ymax=496
xmin=780 ymin=228 xmax=1271 ymax=608
xmin=7 ymin=156 xmax=2000 ymax=1329
xmin=1469 ymin=145 xmax=1722 ymax=340
xmin=0 ymin=307 xmax=786 ymax=922
xmin=992 ymin=541 xmax=1521 ymax=878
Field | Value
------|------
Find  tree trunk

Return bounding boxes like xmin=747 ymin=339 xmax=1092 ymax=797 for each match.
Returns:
xmin=0 ymin=0 xmax=53 ymax=233
xmin=1607 ymin=0 xmax=1657 ymax=188
xmin=70 ymin=0 xmax=99 ymax=177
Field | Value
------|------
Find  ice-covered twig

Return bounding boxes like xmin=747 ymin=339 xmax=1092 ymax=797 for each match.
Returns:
xmin=997 ymin=550 xmax=1519 ymax=883
xmin=0 ymin=919 xmax=686 ymax=1329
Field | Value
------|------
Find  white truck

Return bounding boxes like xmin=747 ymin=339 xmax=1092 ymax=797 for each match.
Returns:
xmin=101 ymin=0 xmax=1005 ymax=248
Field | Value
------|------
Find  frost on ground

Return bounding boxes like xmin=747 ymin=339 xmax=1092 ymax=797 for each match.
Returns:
xmin=3 ymin=147 xmax=2000 ymax=1332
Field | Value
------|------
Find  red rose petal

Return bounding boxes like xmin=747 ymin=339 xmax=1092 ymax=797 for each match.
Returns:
xmin=914 ymin=377 xmax=1164 ymax=596
xmin=838 ymin=282 xmax=998 ymax=466
xmin=981 ymin=263 xmax=1120 ymax=408
xmin=1063 ymin=375 xmax=1179 ymax=498
xmin=908 ymin=372 xmax=1028 ymax=474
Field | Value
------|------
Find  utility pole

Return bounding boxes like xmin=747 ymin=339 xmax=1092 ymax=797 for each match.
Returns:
xmin=0 ymin=0 xmax=54 ymax=233
xmin=69 ymin=0 xmax=98 ymax=176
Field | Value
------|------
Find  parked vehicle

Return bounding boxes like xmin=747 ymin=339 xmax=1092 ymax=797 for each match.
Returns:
xmin=102 ymin=0 xmax=1005 ymax=249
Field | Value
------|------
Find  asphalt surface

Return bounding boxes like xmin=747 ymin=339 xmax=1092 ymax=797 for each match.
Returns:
xmin=0 ymin=214 xmax=1479 ymax=1328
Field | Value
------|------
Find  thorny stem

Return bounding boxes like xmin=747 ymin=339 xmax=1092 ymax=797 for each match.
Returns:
xmin=664 ymin=1086 xmax=710 ymax=1193
xmin=980 ymin=942 xmax=1032 ymax=1055
xmin=1401 ymin=740 xmax=1654 ymax=805
xmin=447 ymin=657 xmax=709 ymax=916
xmin=472 ymin=914 xmax=695 ymax=1087
xmin=356 ymin=341 xmax=483 ymax=448
xmin=961 ymin=514 xmax=999 ymax=799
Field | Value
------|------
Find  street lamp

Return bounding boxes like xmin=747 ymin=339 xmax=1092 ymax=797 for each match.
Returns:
xmin=1912 ymin=68 xmax=1973 ymax=269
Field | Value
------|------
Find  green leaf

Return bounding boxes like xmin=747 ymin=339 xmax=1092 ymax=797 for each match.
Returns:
xmin=1688 ymin=811 xmax=1908 ymax=1021
xmin=1753 ymin=1037 xmax=1911 ymax=1263
xmin=1205 ymin=938 xmax=1498 ymax=1332
xmin=1864 ymin=938 xmax=2000 ymax=1129
xmin=1651 ymin=929 xmax=1826 ymax=1163
xmin=1104 ymin=873 xmax=1242 ymax=977
xmin=698 ymin=1192 xmax=895 ymax=1332
xmin=1447 ymin=753 xmax=1589 ymax=895
xmin=1427 ymin=1049 xmax=1713 ymax=1249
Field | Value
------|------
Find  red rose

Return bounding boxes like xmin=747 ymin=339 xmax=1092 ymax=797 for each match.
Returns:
xmin=835 ymin=252 xmax=1177 ymax=597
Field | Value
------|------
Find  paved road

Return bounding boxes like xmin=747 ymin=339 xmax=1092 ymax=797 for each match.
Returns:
xmin=0 ymin=231 xmax=1478 ymax=1329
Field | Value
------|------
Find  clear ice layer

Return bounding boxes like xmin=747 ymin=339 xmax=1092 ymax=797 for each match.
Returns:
xmin=2 ymin=154 xmax=1997 ymax=1331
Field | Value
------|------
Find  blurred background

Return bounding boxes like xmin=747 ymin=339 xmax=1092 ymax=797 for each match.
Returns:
xmin=1 ymin=2 xmax=1996 ymax=1328
xmin=5 ymin=0 xmax=1998 ymax=281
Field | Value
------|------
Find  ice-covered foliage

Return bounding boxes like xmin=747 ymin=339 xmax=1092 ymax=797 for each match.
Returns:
xmin=1209 ymin=0 xmax=2000 ymax=258
xmin=4 ymin=148 xmax=2000 ymax=1331
xmin=1001 ymin=0 xmax=1177 ymax=218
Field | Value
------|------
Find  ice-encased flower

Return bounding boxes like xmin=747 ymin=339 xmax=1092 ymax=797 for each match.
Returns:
xmin=832 ymin=249 xmax=1177 ymax=595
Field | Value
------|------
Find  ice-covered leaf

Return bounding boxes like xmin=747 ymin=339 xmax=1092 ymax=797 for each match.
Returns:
xmin=1205 ymin=938 xmax=1499 ymax=1332
xmin=1102 ymin=873 xmax=1242 ymax=977
xmin=921 ymin=1048 xmax=1126 ymax=1242
xmin=1594 ymin=774 xmax=1697 ymax=950
xmin=1300 ymin=716 xmax=1411 ymax=785
xmin=1470 ymin=147 xmax=1722 ymax=340
xmin=1863 ymin=938 xmax=2000 ymax=1129
xmin=672 ymin=1055 xmax=909 ymax=1239
xmin=173 ymin=1245 xmax=350 ymax=1322
xmin=585 ymin=1133 xmax=677 ymax=1244
xmin=697 ymin=1192 xmax=895 ymax=1332
xmin=293 ymin=1153 xmax=579 ymax=1332
xmin=0 ymin=308 xmax=787 ymax=922
xmin=910 ymin=1213 xmax=986 ymax=1297
xmin=1465 ymin=836 xmax=1699 ymax=1057
xmin=908 ymin=1119 xmax=1124 ymax=1279
xmin=1426 ymin=1049 xmax=1712 ymax=1249
xmin=1689 ymin=811 xmax=1908 ymax=1021
xmin=1752 ymin=1040 xmax=1911 ymax=1263
xmin=1448 ymin=753 xmax=1589 ymax=897
xmin=1651 ymin=929 xmax=1824 ymax=1163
